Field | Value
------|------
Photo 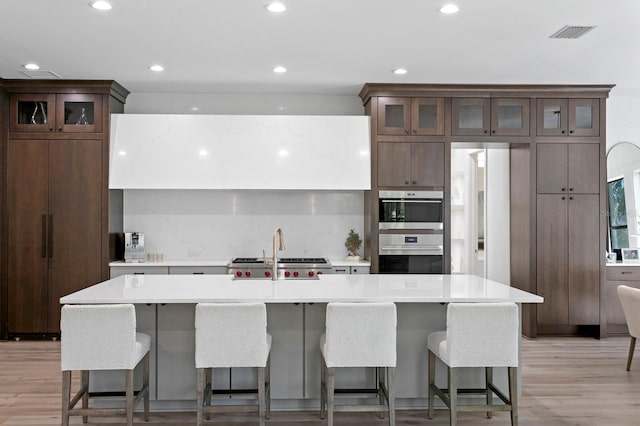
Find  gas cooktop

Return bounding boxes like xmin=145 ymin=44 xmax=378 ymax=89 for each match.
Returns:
xmin=228 ymin=257 xmax=331 ymax=279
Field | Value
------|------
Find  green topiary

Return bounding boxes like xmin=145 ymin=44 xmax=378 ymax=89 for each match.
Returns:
xmin=345 ymin=229 xmax=362 ymax=257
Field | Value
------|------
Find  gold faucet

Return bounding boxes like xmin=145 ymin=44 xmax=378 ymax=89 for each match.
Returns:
xmin=272 ymin=228 xmax=285 ymax=281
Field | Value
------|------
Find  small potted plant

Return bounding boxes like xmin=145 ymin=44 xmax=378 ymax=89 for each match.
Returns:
xmin=345 ymin=229 xmax=363 ymax=261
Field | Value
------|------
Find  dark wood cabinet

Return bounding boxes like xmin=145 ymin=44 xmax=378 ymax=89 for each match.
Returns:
xmin=378 ymin=142 xmax=444 ymax=187
xmin=1 ymin=80 xmax=128 ymax=337
xmin=10 ymin=93 xmax=103 ymax=133
xmin=536 ymin=98 xmax=600 ymax=137
xmin=8 ymin=139 xmax=102 ymax=333
xmin=537 ymin=194 xmax=600 ymax=326
xmin=536 ymin=143 xmax=599 ymax=194
xmin=377 ymin=97 xmax=444 ymax=136
xmin=452 ymin=98 xmax=529 ymax=136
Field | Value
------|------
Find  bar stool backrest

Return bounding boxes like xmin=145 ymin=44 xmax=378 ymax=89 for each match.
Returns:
xmin=61 ymin=304 xmax=137 ymax=371
xmin=323 ymin=302 xmax=397 ymax=368
xmin=195 ymin=303 xmax=270 ymax=368
xmin=446 ymin=302 xmax=519 ymax=368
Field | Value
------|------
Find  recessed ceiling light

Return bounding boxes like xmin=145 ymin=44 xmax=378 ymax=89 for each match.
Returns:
xmin=90 ymin=1 xmax=112 ymax=11
xmin=24 ymin=63 xmax=40 ymax=70
xmin=149 ymin=64 xmax=164 ymax=72
xmin=440 ymin=4 xmax=459 ymax=14
xmin=190 ymin=107 xmax=200 ymax=111
xmin=266 ymin=2 xmax=286 ymax=12
xmin=199 ymin=150 xmax=208 ymax=157
xmin=118 ymin=150 xmax=127 ymax=156
xmin=393 ymin=68 xmax=408 ymax=75
xmin=273 ymin=66 xmax=287 ymax=73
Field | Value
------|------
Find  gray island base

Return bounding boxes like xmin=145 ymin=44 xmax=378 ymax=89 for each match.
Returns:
xmin=60 ymin=274 xmax=542 ymax=411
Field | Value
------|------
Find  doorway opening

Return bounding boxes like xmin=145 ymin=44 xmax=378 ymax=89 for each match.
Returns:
xmin=451 ymin=143 xmax=511 ymax=284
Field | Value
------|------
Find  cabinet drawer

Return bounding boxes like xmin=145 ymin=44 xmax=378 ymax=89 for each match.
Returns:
xmin=168 ymin=266 xmax=227 ymax=275
xmin=110 ymin=266 xmax=169 ymax=278
xmin=606 ymin=266 xmax=640 ymax=281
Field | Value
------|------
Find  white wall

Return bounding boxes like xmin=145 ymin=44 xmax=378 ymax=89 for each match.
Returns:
xmin=607 ymin=94 xmax=640 ymax=149
xmin=120 ymin=93 xmax=365 ymax=259
xmin=123 ymin=190 xmax=363 ymax=259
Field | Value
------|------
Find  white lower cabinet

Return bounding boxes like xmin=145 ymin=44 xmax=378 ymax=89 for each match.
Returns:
xmin=110 ymin=266 xmax=169 ymax=278
xmin=267 ymin=304 xmax=304 ymax=398
xmin=168 ymin=266 xmax=227 ymax=275
xmin=330 ymin=265 xmax=370 ymax=274
xmin=156 ymin=304 xmax=197 ymax=400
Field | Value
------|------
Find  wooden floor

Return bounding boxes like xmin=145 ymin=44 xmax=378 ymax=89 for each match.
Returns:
xmin=1 ymin=336 xmax=639 ymax=425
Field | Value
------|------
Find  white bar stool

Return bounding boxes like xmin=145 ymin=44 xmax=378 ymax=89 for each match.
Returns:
xmin=427 ymin=302 xmax=519 ymax=426
xmin=195 ymin=302 xmax=271 ymax=426
xmin=60 ymin=304 xmax=150 ymax=426
xmin=319 ymin=302 xmax=397 ymax=426
xmin=617 ymin=285 xmax=640 ymax=371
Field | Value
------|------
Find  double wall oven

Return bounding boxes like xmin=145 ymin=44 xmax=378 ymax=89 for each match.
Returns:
xmin=378 ymin=191 xmax=444 ymax=274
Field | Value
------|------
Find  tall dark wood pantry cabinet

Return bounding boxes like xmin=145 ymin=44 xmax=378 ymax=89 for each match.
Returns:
xmin=0 ymin=80 xmax=128 ymax=338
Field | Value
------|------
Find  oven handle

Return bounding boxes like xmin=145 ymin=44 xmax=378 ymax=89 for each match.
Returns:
xmin=381 ymin=200 xmax=442 ymax=204
xmin=379 ymin=246 xmax=444 ymax=256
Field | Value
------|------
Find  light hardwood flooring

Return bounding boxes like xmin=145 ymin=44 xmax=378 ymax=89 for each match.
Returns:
xmin=1 ymin=336 xmax=639 ymax=425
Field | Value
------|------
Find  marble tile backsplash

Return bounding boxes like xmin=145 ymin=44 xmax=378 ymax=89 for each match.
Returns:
xmin=123 ymin=189 xmax=364 ymax=260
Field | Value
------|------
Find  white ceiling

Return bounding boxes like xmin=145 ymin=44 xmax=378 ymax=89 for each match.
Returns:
xmin=2 ymin=0 xmax=639 ymax=97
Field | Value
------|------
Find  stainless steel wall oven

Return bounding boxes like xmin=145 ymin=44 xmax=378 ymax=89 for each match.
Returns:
xmin=379 ymin=191 xmax=443 ymax=230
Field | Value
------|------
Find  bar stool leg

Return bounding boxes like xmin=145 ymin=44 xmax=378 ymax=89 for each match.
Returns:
xmin=125 ymin=369 xmax=134 ymax=426
xmin=143 ymin=353 xmax=150 ymax=421
xmin=81 ymin=370 xmax=89 ymax=423
xmin=258 ymin=366 xmax=266 ymax=426
xmin=266 ymin=356 xmax=271 ymax=419
xmin=196 ymin=368 xmax=205 ymax=426
xmin=448 ymin=367 xmax=458 ymax=426
xmin=204 ymin=368 xmax=212 ymax=421
xmin=427 ymin=350 xmax=435 ymax=419
xmin=627 ymin=337 xmax=636 ymax=371
xmin=485 ymin=366 xmax=493 ymax=419
xmin=378 ymin=367 xmax=385 ymax=419
xmin=387 ymin=366 xmax=396 ymax=426
xmin=509 ymin=367 xmax=519 ymax=426
xmin=61 ymin=371 xmax=71 ymax=426
xmin=327 ymin=367 xmax=336 ymax=426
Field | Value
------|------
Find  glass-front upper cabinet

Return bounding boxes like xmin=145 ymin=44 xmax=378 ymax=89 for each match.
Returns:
xmin=452 ymin=98 xmax=529 ymax=136
xmin=536 ymin=98 xmax=599 ymax=137
xmin=377 ymin=97 xmax=444 ymax=136
xmin=9 ymin=93 xmax=102 ymax=133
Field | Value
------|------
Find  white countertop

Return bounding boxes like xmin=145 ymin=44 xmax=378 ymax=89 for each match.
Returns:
xmin=109 ymin=259 xmax=372 ymax=268
xmin=606 ymin=262 xmax=640 ymax=267
xmin=61 ymin=274 xmax=542 ymax=304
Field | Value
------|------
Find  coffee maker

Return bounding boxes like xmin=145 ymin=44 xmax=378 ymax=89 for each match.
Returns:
xmin=124 ymin=232 xmax=146 ymax=263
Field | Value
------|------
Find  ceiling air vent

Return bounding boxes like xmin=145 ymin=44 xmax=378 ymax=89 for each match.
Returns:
xmin=19 ymin=69 xmax=62 ymax=79
xmin=549 ymin=25 xmax=596 ymax=39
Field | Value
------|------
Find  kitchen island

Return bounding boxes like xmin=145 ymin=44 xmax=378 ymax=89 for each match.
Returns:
xmin=60 ymin=274 xmax=542 ymax=411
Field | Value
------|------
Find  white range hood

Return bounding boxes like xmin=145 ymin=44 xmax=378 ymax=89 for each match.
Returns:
xmin=109 ymin=114 xmax=371 ymax=190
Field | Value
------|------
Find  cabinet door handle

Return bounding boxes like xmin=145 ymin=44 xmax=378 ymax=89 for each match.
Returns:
xmin=569 ymin=187 xmax=574 ymax=192
xmin=405 ymin=181 xmax=409 ymax=185
xmin=193 ymin=272 xmax=204 ymax=275
xmin=561 ymin=187 xmax=566 ymax=192
xmin=412 ymin=180 xmax=417 ymax=184
xmin=405 ymin=129 xmax=410 ymax=134
xmin=561 ymin=130 xmax=566 ymax=134
xmin=492 ymin=130 xmax=496 ymax=134
xmin=484 ymin=129 xmax=488 ymax=134
xmin=569 ymin=130 xmax=574 ymax=134
xmin=569 ymin=196 xmax=573 ymax=200
xmin=58 ymin=126 xmax=62 ymax=131
xmin=561 ymin=196 xmax=566 ymax=200
xmin=49 ymin=126 xmax=54 ymax=131
xmin=41 ymin=215 xmax=47 ymax=258
xmin=134 ymin=272 xmax=145 ymax=275
xmin=412 ymin=129 xmax=417 ymax=134
xmin=621 ymin=271 xmax=632 ymax=274
xmin=48 ymin=214 xmax=53 ymax=258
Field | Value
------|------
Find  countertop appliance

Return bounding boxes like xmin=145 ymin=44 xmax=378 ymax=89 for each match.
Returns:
xmin=124 ymin=232 xmax=146 ymax=263
xmin=228 ymin=257 xmax=331 ymax=279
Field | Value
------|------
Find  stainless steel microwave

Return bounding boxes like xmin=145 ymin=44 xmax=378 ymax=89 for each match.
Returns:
xmin=379 ymin=190 xmax=443 ymax=230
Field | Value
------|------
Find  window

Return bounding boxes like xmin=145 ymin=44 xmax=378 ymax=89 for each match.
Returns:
xmin=608 ymin=177 xmax=629 ymax=251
